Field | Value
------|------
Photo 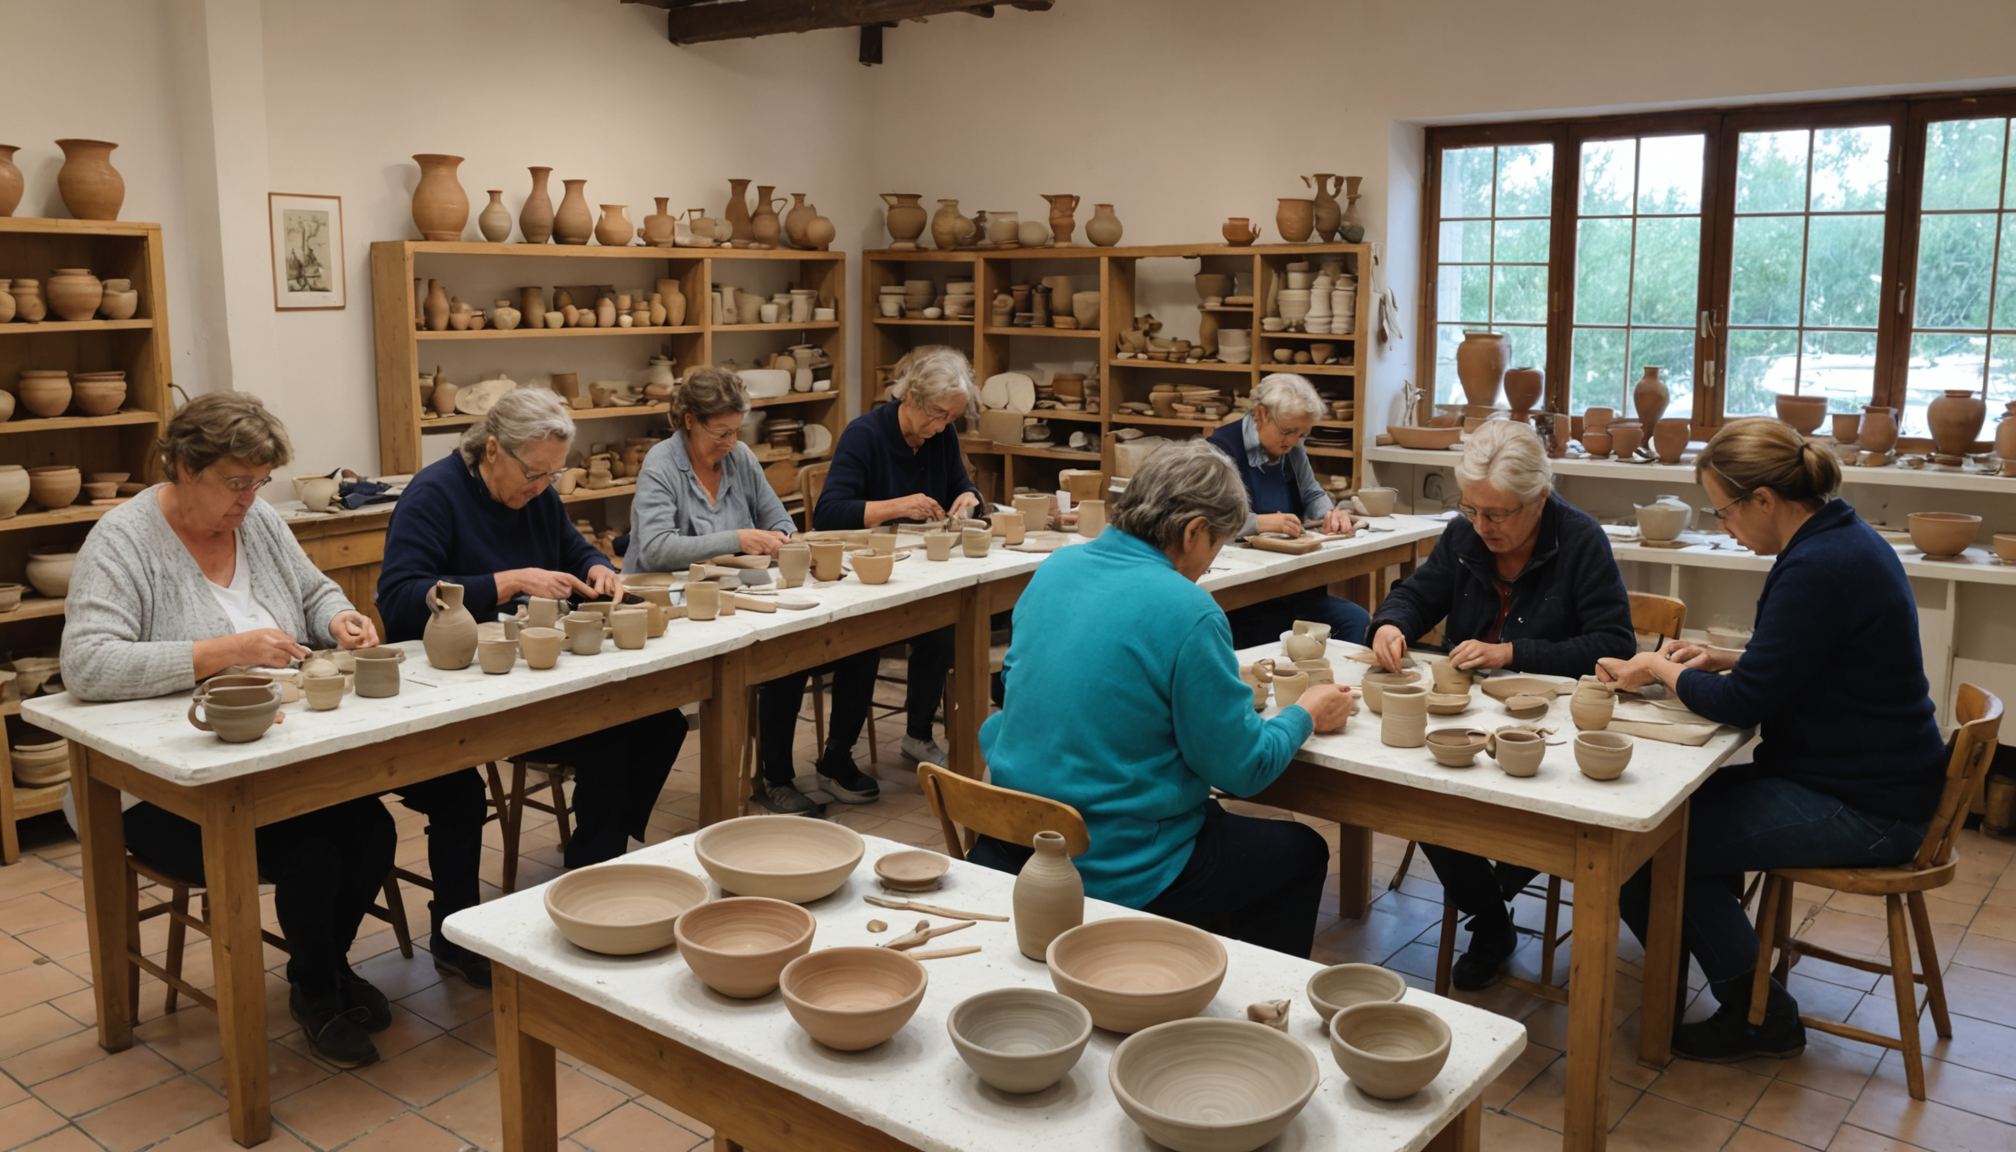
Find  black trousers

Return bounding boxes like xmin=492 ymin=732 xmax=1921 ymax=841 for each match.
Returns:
xmin=757 ymin=649 xmax=881 ymax=785
xmin=123 ymin=796 xmax=396 ymax=998
xmin=904 ymin=625 xmax=955 ymax=740
xmin=1420 ymin=844 xmax=1539 ymax=925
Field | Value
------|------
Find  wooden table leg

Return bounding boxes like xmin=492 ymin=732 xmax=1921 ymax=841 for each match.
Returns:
xmin=1425 ymin=1099 xmax=1481 ymax=1152
xmin=699 ymin=650 xmax=747 ymax=827
xmin=1563 ymin=828 xmax=1621 ymax=1152
xmin=74 ymin=749 xmax=135 ymax=1051
xmin=948 ymin=584 xmax=991 ymax=779
xmin=1335 ymin=822 xmax=1373 ymax=920
xmin=200 ymin=776 xmax=270 ymax=1147
xmin=495 ymin=966 xmax=559 ymax=1152
xmin=1637 ymin=807 xmax=1688 ymax=1069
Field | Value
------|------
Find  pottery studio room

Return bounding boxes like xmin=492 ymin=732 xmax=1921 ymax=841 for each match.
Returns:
xmin=7 ymin=2 xmax=2016 ymax=1151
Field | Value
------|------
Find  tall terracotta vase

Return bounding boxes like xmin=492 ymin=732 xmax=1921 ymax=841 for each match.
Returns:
xmin=1455 ymin=331 xmax=1510 ymax=409
xmin=55 ymin=139 xmax=123 ymax=221
xmin=931 ymin=198 xmax=971 ymax=249
xmin=1927 ymin=389 xmax=1987 ymax=457
xmin=553 ymin=179 xmax=592 ymax=245
xmin=1043 ymin=193 xmax=1079 ymax=246
xmin=1305 ymin=174 xmax=1343 ymax=240
xmin=1013 ymin=831 xmax=1083 ymax=961
xmin=424 ymin=581 xmax=479 ymax=670
xmin=1859 ymin=405 xmax=1899 ymax=454
xmin=881 ymin=192 xmax=926 ymax=248
xmin=1085 ymin=203 xmax=1123 ymax=247
xmin=751 ymin=185 xmax=783 ymax=247
xmin=1276 ymin=198 xmax=1315 ymax=243
xmin=1996 ymin=401 xmax=2016 ymax=462
xmin=723 ymin=178 xmax=754 ymax=245
xmin=1503 ymin=366 xmax=1543 ymax=413
xmin=594 ymin=204 xmax=633 ymax=247
xmin=1632 ymin=366 xmax=1671 ymax=425
xmin=477 ymin=190 xmax=512 ymax=243
xmin=784 ymin=193 xmax=815 ymax=248
xmin=520 ymin=167 xmax=555 ymax=243
xmin=410 ymin=154 xmax=468 ymax=241
xmin=518 ymin=286 xmax=545 ymax=331
xmin=0 ymin=145 xmax=21 ymax=218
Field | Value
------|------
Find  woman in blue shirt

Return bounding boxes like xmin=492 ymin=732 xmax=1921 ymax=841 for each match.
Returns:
xmin=974 ymin=439 xmax=1355 ymax=956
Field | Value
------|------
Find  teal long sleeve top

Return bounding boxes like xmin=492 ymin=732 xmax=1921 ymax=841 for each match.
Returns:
xmin=979 ymin=528 xmax=1317 ymax=908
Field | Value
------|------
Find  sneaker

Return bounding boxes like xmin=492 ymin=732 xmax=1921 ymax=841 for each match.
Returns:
xmin=752 ymin=780 xmax=820 ymax=815
xmin=1451 ymin=909 xmax=1518 ymax=992
xmin=431 ymin=938 xmax=493 ymax=989
xmin=338 ymin=970 xmax=392 ymax=1032
xmin=818 ymin=760 xmax=881 ymax=804
xmin=1673 ymin=1007 xmax=1806 ymax=1063
xmin=901 ymin=734 xmax=947 ymax=765
xmin=290 ymin=985 xmax=378 ymax=1068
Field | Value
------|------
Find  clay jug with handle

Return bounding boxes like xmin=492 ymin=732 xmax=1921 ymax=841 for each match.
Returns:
xmin=424 ymin=581 xmax=479 ymax=669
xmin=1304 ymin=174 xmax=1343 ymax=240
xmin=1042 ymin=193 xmax=1080 ymax=246
xmin=752 ymin=185 xmax=784 ymax=246
xmin=881 ymin=192 xmax=927 ymax=247
xmin=1013 ymin=831 xmax=1084 ymax=961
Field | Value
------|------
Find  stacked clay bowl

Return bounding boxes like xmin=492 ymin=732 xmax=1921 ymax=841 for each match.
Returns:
xmin=543 ymin=862 xmax=708 ymax=955
xmin=673 ymin=896 xmax=815 ymax=998
xmin=1907 ymin=512 xmax=1980 ymax=559
xmin=947 ymin=987 xmax=1093 ymax=1093
xmin=779 ymin=946 xmax=927 ymax=1050
xmin=1109 ymin=1018 xmax=1320 ymax=1152
xmin=1045 ymin=917 xmax=1226 ymax=1033
xmin=694 ymin=814 xmax=864 ymax=903
xmin=1305 ymin=962 xmax=1407 ymax=1027
xmin=10 ymin=739 xmax=71 ymax=787
xmin=1329 ymin=1001 xmax=1451 ymax=1100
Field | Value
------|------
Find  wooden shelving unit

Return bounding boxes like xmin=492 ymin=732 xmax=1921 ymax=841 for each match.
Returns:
xmin=862 ymin=242 xmax=1371 ymax=503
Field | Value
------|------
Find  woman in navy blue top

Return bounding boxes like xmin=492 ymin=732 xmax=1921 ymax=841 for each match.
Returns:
xmin=1600 ymin=418 xmax=1944 ymax=1064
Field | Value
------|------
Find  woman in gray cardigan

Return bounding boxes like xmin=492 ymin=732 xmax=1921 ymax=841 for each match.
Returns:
xmin=59 ymin=392 xmax=396 ymax=1070
xmin=626 ymin=368 xmax=881 ymax=816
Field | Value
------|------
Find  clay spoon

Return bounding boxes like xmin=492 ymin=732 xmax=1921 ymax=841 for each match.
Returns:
xmin=907 ymin=945 xmax=981 ymax=960
xmin=862 ymin=895 xmax=1008 ymax=922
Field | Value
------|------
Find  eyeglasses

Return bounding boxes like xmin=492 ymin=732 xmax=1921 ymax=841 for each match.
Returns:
xmin=1705 ymin=461 xmax=1751 ymax=521
xmin=692 ymin=421 xmax=740 ymax=445
xmin=216 ymin=472 xmax=274 ymax=494
xmin=910 ymin=394 xmax=957 ymax=424
xmin=500 ymin=442 xmax=561 ymax=486
xmin=1456 ymin=501 xmax=1528 ymax=525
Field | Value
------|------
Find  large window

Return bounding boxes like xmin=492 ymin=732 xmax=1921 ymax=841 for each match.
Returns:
xmin=1431 ymin=143 xmax=1553 ymax=406
xmin=1904 ymin=113 xmax=2016 ymax=434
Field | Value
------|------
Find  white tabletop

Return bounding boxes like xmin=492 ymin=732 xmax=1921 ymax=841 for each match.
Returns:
xmin=445 ymin=833 xmax=1526 ymax=1152
xmin=1200 ymin=515 xmax=1446 ymax=597
xmin=1253 ymin=640 xmax=1751 ymax=832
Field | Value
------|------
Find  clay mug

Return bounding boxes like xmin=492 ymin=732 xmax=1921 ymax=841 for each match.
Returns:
xmin=186 ymin=684 xmax=283 ymax=742
xmin=478 ymin=638 xmax=517 ymax=674
xmin=642 ymin=600 xmax=668 ymax=638
xmin=1272 ymin=669 xmax=1311 ymax=708
xmin=962 ymin=526 xmax=993 ymax=557
xmin=303 ymin=674 xmax=344 ymax=712
xmin=353 ymin=647 xmax=406 ymax=697
xmin=869 ymin=531 xmax=898 ymax=556
xmin=563 ymin=611 xmax=604 ymax=654
xmin=519 ymin=627 xmax=563 ymax=669
xmin=685 ymin=582 xmax=720 ymax=621
xmin=1486 ymin=728 xmax=1545 ymax=777
xmin=527 ymin=597 xmax=562 ymax=629
xmin=1351 ymin=487 xmax=1397 ymax=517
xmin=924 ymin=531 xmax=956 ymax=561
xmin=776 ymin=543 xmax=811 ymax=587
xmin=1359 ymin=670 xmax=1417 ymax=712
xmin=809 ymin=541 xmax=845 ymax=581
xmin=990 ymin=509 xmax=1025 ymax=545
xmin=1379 ymin=684 xmax=1429 ymax=747
xmin=612 ymin=608 xmax=648 ymax=649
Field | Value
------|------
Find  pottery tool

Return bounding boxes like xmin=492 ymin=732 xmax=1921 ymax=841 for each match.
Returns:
xmin=863 ymin=895 xmax=1008 ymax=921
xmin=773 ymin=597 xmax=819 ymax=611
xmin=882 ymin=919 xmax=974 ymax=950
xmin=907 ymin=945 xmax=981 ymax=961
xmin=723 ymin=594 xmax=776 ymax=613
xmin=1244 ymin=533 xmax=1325 ymax=555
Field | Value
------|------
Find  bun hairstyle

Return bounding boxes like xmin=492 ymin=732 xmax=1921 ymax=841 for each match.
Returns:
xmin=1694 ymin=416 xmax=1840 ymax=510
xmin=671 ymin=366 xmax=750 ymax=430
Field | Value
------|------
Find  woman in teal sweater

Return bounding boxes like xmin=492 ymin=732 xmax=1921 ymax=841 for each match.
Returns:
xmin=976 ymin=440 xmax=1354 ymax=956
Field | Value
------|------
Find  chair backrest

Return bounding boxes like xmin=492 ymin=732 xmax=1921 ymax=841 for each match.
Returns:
xmin=1914 ymin=683 xmax=2003 ymax=871
xmin=917 ymin=762 xmax=1090 ymax=860
xmin=799 ymin=461 xmax=831 ymax=523
xmin=1628 ymin=592 xmax=1687 ymax=646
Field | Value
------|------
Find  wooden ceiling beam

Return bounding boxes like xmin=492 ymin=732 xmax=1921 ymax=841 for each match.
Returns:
xmin=664 ymin=0 xmax=1052 ymax=45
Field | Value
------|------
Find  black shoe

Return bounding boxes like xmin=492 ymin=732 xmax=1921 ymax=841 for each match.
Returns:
xmin=752 ymin=780 xmax=820 ymax=815
xmin=1673 ymin=1007 xmax=1806 ymax=1063
xmin=818 ymin=760 xmax=881 ymax=804
xmin=1451 ymin=910 xmax=1518 ymax=992
xmin=431 ymin=938 xmax=493 ymax=989
xmin=338 ymin=970 xmax=392 ymax=1032
xmin=290 ymin=985 xmax=379 ymax=1068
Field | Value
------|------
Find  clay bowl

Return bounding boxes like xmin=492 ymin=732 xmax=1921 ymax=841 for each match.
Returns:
xmin=674 ymin=896 xmax=815 ymax=998
xmin=1388 ymin=425 xmax=1463 ymax=450
xmin=779 ymin=946 xmax=928 ymax=1051
xmin=1046 ymin=917 xmax=1227 ymax=1034
xmin=1306 ymin=962 xmax=1406 ymax=1025
xmin=848 ymin=549 xmax=894 ymax=585
xmin=81 ymin=481 xmax=117 ymax=500
xmin=1704 ymin=626 xmax=1752 ymax=650
xmin=71 ymin=378 xmax=127 ymax=416
xmin=1109 ymin=1017 xmax=1320 ymax=1152
xmin=947 ymin=987 xmax=1094 ymax=1094
xmin=1574 ymin=732 xmax=1635 ymax=781
xmin=873 ymin=849 xmax=950 ymax=892
xmin=1503 ymin=694 xmax=1551 ymax=720
xmin=1329 ymin=1001 xmax=1451 ymax=1100
xmin=1425 ymin=691 xmax=1472 ymax=716
xmin=693 ymin=814 xmax=864 ymax=903
xmin=1425 ymin=727 xmax=1490 ymax=767
xmin=27 ymin=466 xmax=81 ymax=509
xmin=1908 ymin=512 xmax=1980 ymax=559
xmin=1995 ymin=533 xmax=2016 ymax=563
xmin=543 ymin=862 xmax=708 ymax=955
xmin=1774 ymin=393 xmax=1828 ymax=434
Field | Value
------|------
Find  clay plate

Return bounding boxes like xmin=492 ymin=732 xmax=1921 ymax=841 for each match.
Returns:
xmin=694 ymin=815 xmax=865 ymax=903
xmin=1046 ymin=917 xmax=1227 ymax=1034
xmin=544 ymin=862 xmax=709 ymax=955
xmin=1110 ymin=1017 xmax=1321 ymax=1152
xmin=780 ymin=946 xmax=928 ymax=1050
xmin=873 ymin=850 xmax=950 ymax=892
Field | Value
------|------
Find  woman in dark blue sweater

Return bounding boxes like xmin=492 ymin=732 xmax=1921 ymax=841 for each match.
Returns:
xmin=1599 ymin=418 xmax=1944 ymax=1063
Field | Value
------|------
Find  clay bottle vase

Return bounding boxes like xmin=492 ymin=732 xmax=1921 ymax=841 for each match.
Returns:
xmin=723 ymin=178 xmax=754 ymax=244
xmin=1503 ymin=366 xmax=1543 ymax=413
xmin=1927 ymin=389 xmax=1987 ymax=457
xmin=1997 ymin=402 xmax=2016 ymax=462
xmin=658 ymin=278 xmax=687 ymax=326
xmin=425 ymin=280 xmax=450 ymax=331
xmin=553 ymin=179 xmax=593 ymax=245
xmin=594 ymin=204 xmax=633 ymax=247
xmin=1043 ymin=193 xmax=1079 ymax=246
xmin=1305 ymin=174 xmax=1343 ymax=240
xmin=1859 ymin=405 xmax=1899 ymax=454
xmin=55 ymin=139 xmax=123 ymax=220
xmin=1632 ymin=366 xmax=1671 ymax=425
xmin=642 ymin=197 xmax=677 ymax=246
xmin=46 ymin=269 xmax=103 ymax=322
xmin=803 ymin=211 xmax=835 ymax=251
xmin=1653 ymin=417 xmax=1691 ymax=464
xmin=424 ymin=581 xmax=479 ymax=670
xmin=518 ymin=286 xmax=545 ymax=330
xmin=752 ymin=185 xmax=784 ymax=247
xmin=1085 ymin=203 xmax=1123 ymax=247
xmin=520 ymin=166 xmax=555 ymax=243
xmin=0 ymin=144 xmax=21 ymax=217
xmin=1455 ymin=331 xmax=1509 ymax=408
xmin=477 ymin=190 xmax=512 ymax=243
xmin=410 ymin=154 xmax=469 ymax=241
xmin=1013 ymin=831 xmax=1083 ymax=961
xmin=881 ymin=192 xmax=927 ymax=247
xmin=1276 ymin=197 xmax=1316 ymax=243
xmin=783 ymin=193 xmax=814 ymax=248
xmin=931 ymin=198 xmax=969 ymax=249
xmin=1339 ymin=175 xmax=1365 ymax=241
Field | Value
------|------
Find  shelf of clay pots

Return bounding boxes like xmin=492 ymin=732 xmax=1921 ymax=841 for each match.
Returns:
xmin=1111 ymin=413 xmax=1241 ymax=430
xmin=715 ymin=321 xmax=843 ymax=333
xmin=0 ymin=319 xmax=155 ymax=337
xmin=1364 ymin=444 xmax=2016 ymax=494
xmin=1106 ymin=359 xmax=1253 ymax=374
xmin=1270 ymin=363 xmax=1357 ymax=377
xmin=0 ymin=597 xmax=67 ymax=625
xmin=560 ymin=485 xmax=636 ymax=504
xmin=872 ymin=318 xmax=971 ymax=327
xmin=415 ymin=326 xmax=703 ymax=341
xmin=0 ymin=503 xmax=113 ymax=534
xmin=980 ymin=327 xmax=1102 ymax=339
xmin=1258 ymin=330 xmax=1360 ymax=341
xmin=749 ymin=393 xmax=839 ymax=408
xmin=0 ymin=410 xmax=160 ymax=435
xmin=402 ymin=240 xmax=844 ymax=262
xmin=421 ymin=404 xmax=673 ymax=432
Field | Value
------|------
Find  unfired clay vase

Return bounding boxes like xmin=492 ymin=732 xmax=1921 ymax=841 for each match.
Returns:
xmin=1456 ymin=331 xmax=1509 ymax=408
xmin=1908 ymin=511 xmax=1980 ymax=558
xmin=10 ymin=279 xmax=44 ymax=323
xmin=780 ymin=946 xmax=928 ymax=1051
xmin=187 ymin=684 xmax=282 ymax=743
xmin=353 ymin=646 xmax=405 ymax=697
xmin=784 ymin=193 xmax=815 ymax=248
xmin=554 ymin=179 xmax=593 ymax=245
xmin=776 ymin=543 xmax=811 ymax=586
xmin=519 ymin=627 xmax=562 ymax=669
xmin=1570 ymin=676 xmax=1616 ymax=731
xmin=1014 ymin=831 xmax=1084 ymax=961
xmin=693 ymin=814 xmax=864 ymax=903
xmin=1503 ymin=366 xmax=1543 ymax=413
xmin=477 ymin=190 xmax=512 ymax=242
xmin=46 ymin=269 xmax=102 ymax=322
xmin=520 ymin=167 xmax=555 ymax=243
xmin=1328 ymin=1001 xmax=1451 ymax=1100
xmin=675 ymin=896 xmax=815 ymax=998
xmin=1859 ymin=405 xmax=1899 ymax=454
xmin=564 ymin=611 xmax=604 ymax=654
xmin=1574 ymin=731 xmax=1634 ymax=780
xmin=410 ymin=154 xmax=468 ymax=241
xmin=1928 ymin=389 xmax=1987 ymax=457
xmin=594 ymin=204 xmax=633 ymax=247
xmin=882 ymin=193 xmax=927 ymax=247
xmin=1276 ymin=198 xmax=1316 ymax=243
xmin=962 ymin=526 xmax=993 ymax=558
xmin=543 ymin=862 xmax=707 ymax=955
xmin=1633 ymin=366 xmax=1671 ymax=425
xmin=55 ymin=139 xmax=123 ymax=220
xmin=424 ymin=581 xmax=479 ymax=669
xmin=1653 ymin=417 xmax=1691 ymax=464
xmin=1306 ymin=963 xmax=1406 ymax=1025
xmin=948 ymin=988 xmax=1093 ymax=1094
xmin=932 ymin=199 xmax=973 ymax=249
xmin=0 ymin=145 xmax=20 ymax=218
xmin=1110 ymin=1018 xmax=1321 ymax=1152
xmin=1045 ymin=917 xmax=1227 ymax=1034
xmin=802 ymin=212 xmax=835 ymax=250
xmin=1085 ymin=203 xmax=1123 ymax=247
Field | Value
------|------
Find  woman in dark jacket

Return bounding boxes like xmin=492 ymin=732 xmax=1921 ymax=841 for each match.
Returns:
xmin=1599 ymin=418 xmax=1944 ymax=1063
xmin=1367 ymin=419 xmax=1635 ymax=990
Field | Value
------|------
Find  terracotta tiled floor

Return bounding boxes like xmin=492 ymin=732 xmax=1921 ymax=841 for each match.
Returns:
xmin=3 ymin=689 xmax=2014 ymax=1150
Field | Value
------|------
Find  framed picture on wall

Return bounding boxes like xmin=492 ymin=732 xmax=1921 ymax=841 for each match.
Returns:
xmin=268 ymin=192 xmax=345 ymax=310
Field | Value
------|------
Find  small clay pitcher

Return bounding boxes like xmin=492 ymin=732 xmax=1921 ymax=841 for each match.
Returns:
xmin=990 ymin=510 xmax=1025 ymax=545
xmin=685 ymin=582 xmax=720 ymax=621
xmin=611 ymin=608 xmax=648 ymax=650
xmin=424 ymin=581 xmax=479 ymax=669
xmin=303 ymin=674 xmax=344 ymax=712
xmin=478 ymin=638 xmax=517 ymax=674
xmin=924 ymin=531 xmax=956 ymax=561
xmin=776 ymin=543 xmax=811 ymax=587
xmin=961 ymin=526 xmax=993 ymax=558
xmin=1486 ymin=728 xmax=1545 ymax=777
xmin=519 ymin=627 xmax=563 ymax=669
xmin=1222 ymin=217 xmax=1262 ymax=245
xmin=353 ymin=647 xmax=405 ymax=697
xmin=1076 ymin=499 xmax=1106 ymax=539
xmin=187 ymin=684 xmax=282 ymax=743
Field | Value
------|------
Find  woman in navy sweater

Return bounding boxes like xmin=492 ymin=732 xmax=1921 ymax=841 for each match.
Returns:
xmin=1599 ymin=418 xmax=1944 ymax=1063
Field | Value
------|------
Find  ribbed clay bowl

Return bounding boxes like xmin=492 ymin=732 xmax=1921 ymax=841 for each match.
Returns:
xmin=1908 ymin=512 xmax=1980 ymax=559
xmin=694 ymin=814 xmax=864 ymax=903
xmin=1329 ymin=1001 xmax=1452 ymax=1100
xmin=1305 ymin=963 xmax=1406 ymax=1025
xmin=1110 ymin=1018 xmax=1320 ymax=1152
xmin=673 ymin=896 xmax=815 ymax=998
xmin=948 ymin=987 xmax=1094 ymax=1094
xmin=779 ymin=946 xmax=927 ymax=1050
xmin=1046 ymin=917 xmax=1227 ymax=1034
xmin=543 ymin=862 xmax=708 ymax=955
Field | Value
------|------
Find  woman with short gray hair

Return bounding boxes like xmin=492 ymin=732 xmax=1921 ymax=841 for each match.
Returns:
xmin=456 ymin=384 xmax=577 ymax=469
xmin=1204 ymin=373 xmax=1369 ymax=647
xmin=971 ymin=439 xmax=1354 ymax=957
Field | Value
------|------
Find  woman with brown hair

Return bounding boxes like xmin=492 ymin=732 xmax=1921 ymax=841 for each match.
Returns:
xmin=1598 ymin=417 xmax=1944 ymax=1063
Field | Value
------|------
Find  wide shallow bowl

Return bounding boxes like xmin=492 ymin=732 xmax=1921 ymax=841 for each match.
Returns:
xmin=1110 ymin=1018 xmax=1320 ymax=1152
xmin=1908 ymin=512 xmax=1980 ymax=558
xmin=1306 ymin=963 xmax=1406 ymax=1025
xmin=779 ymin=946 xmax=927 ymax=1050
xmin=948 ymin=987 xmax=1094 ymax=1094
xmin=543 ymin=862 xmax=708 ymax=955
xmin=873 ymin=849 xmax=950 ymax=892
xmin=1046 ymin=917 xmax=1227 ymax=1034
xmin=1329 ymin=1001 xmax=1452 ymax=1100
xmin=1388 ymin=425 xmax=1462 ymax=450
xmin=694 ymin=815 xmax=864 ymax=903
xmin=674 ymin=896 xmax=815 ymax=998
xmin=1574 ymin=732 xmax=1635 ymax=781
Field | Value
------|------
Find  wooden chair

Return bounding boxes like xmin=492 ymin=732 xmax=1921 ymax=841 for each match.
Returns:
xmin=1747 ymin=683 xmax=2002 ymax=1100
xmin=917 ymin=761 xmax=1088 ymax=860
xmin=1629 ymin=591 xmax=1688 ymax=647
xmin=1432 ymin=874 xmax=1573 ymax=1006
xmin=490 ymin=757 xmax=571 ymax=894
xmin=798 ymin=462 xmax=830 ymax=528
